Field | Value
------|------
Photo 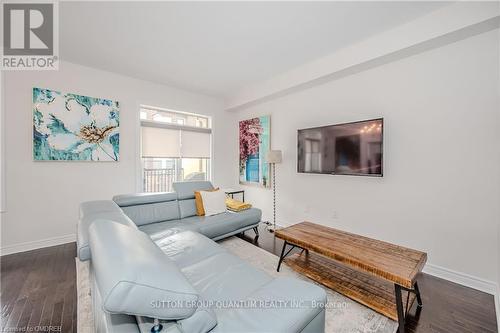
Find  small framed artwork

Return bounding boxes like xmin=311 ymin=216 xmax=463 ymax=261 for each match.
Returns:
xmin=33 ymin=87 xmax=120 ymax=161
xmin=239 ymin=115 xmax=270 ymax=187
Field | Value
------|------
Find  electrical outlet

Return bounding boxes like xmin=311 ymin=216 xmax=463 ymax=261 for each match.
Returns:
xmin=332 ymin=211 xmax=338 ymax=219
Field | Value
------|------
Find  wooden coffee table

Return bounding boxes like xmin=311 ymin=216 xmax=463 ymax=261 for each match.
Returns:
xmin=275 ymin=222 xmax=427 ymax=333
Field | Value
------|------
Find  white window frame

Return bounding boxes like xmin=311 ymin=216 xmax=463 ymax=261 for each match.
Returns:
xmin=135 ymin=104 xmax=213 ymax=192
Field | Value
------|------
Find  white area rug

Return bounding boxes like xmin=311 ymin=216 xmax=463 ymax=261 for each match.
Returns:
xmin=76 ymin=258 xmax=94 ymax=333
xmin=76 ymin=236 xmax=398 ymax=333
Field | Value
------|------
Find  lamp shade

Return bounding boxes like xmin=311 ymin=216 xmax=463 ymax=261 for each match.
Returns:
xmin=266 ymin=150 xmax=282 ymax=164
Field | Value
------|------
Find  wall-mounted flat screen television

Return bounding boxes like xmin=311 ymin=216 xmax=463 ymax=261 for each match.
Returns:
xmin=297 ymin=118 xmax=383 ymax=176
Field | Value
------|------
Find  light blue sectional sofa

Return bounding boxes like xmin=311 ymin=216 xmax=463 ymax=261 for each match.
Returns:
xmin=77 ymin=181 xmax=327 ymax=333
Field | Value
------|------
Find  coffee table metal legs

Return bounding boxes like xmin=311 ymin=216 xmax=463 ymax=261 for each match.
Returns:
xmin=414 ymin=282 xmax=423 ymax=307
xmin=395 ymin=282 xmax=423 ymax=333
xmin=277 ymin=241 xmax=290 ymax=272
xmin=277 ymin=241 xmax=306 ymax=272
xmin=395 ymin=284 xmax=406 ymax=333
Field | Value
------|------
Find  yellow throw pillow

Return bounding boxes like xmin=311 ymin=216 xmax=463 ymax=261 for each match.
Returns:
xmin=194 ymin=188 xmax=219 ymax=216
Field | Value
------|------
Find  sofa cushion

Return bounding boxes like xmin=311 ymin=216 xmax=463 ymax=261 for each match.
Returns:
xmin=182 ymin=208 xmax=261 ymax=239
xmin=178 ymin=199 xmax=197 ymax=219
xmin=211 ymin=277 xmax=327 ymax=333
xmin=173 ymin=181 xmax=214 ymax=200
xmin=89 ymin=220 xmax=199 ymax=320
xmin=113 ymin=192 xmax=178 ymax=207
xmin=77 ymin=200 xmax=137 ymax=261
xmin=154 ymin=231 xmax=226 ymax=269
xmin=139 ymin=208 xmax=262 ymax=244
xmin=150 ymin=228 xmax=272 ymax=302
xmin=181 ymin=252 xmax=272 ymax=302
xmin=139 ymin=220 xmax=201 ymax=242
xmin=120 ymin=200 xmax=180 ymax=226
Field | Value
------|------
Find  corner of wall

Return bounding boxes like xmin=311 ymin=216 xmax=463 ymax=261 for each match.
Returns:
xmin=0 ymin=69 xmax=5 ymax=213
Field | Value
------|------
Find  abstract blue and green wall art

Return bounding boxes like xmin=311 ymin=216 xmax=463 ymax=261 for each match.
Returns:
xmin=33 ymin=87 xmax=120 ymax=161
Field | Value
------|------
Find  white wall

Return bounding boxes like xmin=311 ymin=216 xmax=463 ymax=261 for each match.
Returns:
xmin=224 ymin=30 xmax=500 ymax=284
xmin=1 ymin=61 xmax=230 ymax=253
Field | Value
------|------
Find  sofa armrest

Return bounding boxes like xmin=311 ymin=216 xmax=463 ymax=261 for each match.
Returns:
xmin=89 ymin=220 xmax=200 ymax=320
xmin=77 ymin=200 xmax=137 ymax=261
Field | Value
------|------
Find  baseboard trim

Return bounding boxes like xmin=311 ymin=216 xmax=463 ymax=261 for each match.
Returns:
xmin=0 ymin=234 xmax=76 ymax=256
xmin=495 ymin=289 xmax=500 ymax=333
xmin=423 ymin=263 xmax=498 ymax=295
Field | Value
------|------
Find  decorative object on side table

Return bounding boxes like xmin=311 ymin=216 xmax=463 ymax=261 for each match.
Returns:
xmin=33 ymin=87 xmax=120 ymax=161
xmin=239 ymin=115 xmax=271 ymax=187
xmin=266 ymin=150 xmax=282 ymax=232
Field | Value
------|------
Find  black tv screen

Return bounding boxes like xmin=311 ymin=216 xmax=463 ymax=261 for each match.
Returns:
xmin=297 ymin=118 xmax=383 ymax=176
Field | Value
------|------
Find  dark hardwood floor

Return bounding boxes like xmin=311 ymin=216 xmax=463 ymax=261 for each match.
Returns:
xmin=238 ymin=225 xmax=499 ymax=333
xmin=1 ymin=226 xmax=497 ymax=333
xmin=1 ymin=242 xmax=77 ymax=332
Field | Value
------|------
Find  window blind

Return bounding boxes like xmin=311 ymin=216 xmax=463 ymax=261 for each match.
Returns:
xmin=181 ymin=130 xmax=211 ymax=158
xmin=141 ymin=126 xmax=181 ymax=158
xmin=141 ymin=122 xmax=211 ymax=159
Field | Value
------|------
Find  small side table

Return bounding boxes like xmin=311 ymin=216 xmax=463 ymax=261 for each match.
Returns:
xmin=223 ymin=188 xmax=245 ymax=202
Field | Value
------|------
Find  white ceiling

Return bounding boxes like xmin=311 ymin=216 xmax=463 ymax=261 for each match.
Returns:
xmin=60 ymin=1 xmax=449 ymax=98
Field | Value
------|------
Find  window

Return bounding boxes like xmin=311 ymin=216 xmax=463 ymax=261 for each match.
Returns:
xmin=140 ymin=106 xmax=211 ymax=192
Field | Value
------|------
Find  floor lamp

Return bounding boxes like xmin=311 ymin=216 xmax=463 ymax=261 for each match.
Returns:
xmin=266 ymin=150 xmax=282 ymax=232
